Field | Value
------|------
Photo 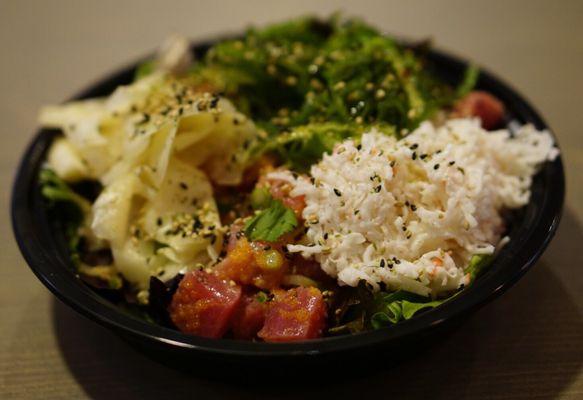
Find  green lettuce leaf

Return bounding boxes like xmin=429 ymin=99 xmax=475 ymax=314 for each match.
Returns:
xmin=456 ymin=64 xmax=480 ymax=99
xmin=134 ymin=60 xmax=156 ymax=81
xmin=466 ymin=253 xmax=493 ymax=283
xmin=370 ymin=290 xmax=446 ymax=329
xmin=369 ymin=254 xmax=494 ymax=329
xmin=39 ymin=168 xmax=91 ymax=263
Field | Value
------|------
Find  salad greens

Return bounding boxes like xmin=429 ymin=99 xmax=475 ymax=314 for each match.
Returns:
xmin=258 ymin=122 xmax=370 ymax=172
xmin=466 ymin=253 xmax=493 ymax=282
xmin=136 ymin=15 xmax=477 ymax=173
xmin=39 ymin=168 xmax=91 ymax=264
xmin=330 ymin=254 xmax=493 ymax=333
xmin=186 ymin=16 xmax=476 ymax=171
xmin=370 ymin=291 xmax=448 ymax=329
xmin=193 ymin=16 xmax=459 ymax=134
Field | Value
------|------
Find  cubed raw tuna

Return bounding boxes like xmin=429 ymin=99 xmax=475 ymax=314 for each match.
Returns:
xmin=231 ymin=293 xmax=267 ymax=340
xmin=258 ymin=287 xmax=327 ymax=342
xmin=169 ymin=270 xmax=242 ymax=338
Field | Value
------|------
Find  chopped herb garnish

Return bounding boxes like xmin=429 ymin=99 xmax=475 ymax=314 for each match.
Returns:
xmin=244 ymin=199 xmax=298 ymax=242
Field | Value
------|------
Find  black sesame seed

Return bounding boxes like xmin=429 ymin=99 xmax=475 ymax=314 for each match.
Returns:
xmin=420 ymin=153 xmax=428 ymax=160
xmin=156 ymin=217 xmax=162 ymax=226
xmin=449 ymin=161 xmax=455 ymax=166
xmin=412 ymin=152 xmax=417 ymax=160
xmin=410 ymin=143 xmax=419 ymax=150
xmin=374 ymin=185 xmax=382 ymax=193
xmin=434 ymin=164 xmax=440 ymax=170
xmin=356 ymin=144 xmax=362 ymax=150
xmin=179 ymin=182 xmax=188 ymax=190
xmin=323 ymin=232 xmax=329 ymax=240
xmin=380 ymin=259 xmax=386 ymax=268
xmin=334 ymin=188 xmax=342 ymax=197
xmin=411 ymin=204 xmax=417 ymax=211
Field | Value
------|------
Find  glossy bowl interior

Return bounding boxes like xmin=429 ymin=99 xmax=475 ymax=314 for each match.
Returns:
xmin=11 ymin=39 xmax=565 ymax=370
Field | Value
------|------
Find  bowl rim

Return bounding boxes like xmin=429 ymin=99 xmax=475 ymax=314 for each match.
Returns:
xmin=11 ymin=38 xmax=565 ymax=358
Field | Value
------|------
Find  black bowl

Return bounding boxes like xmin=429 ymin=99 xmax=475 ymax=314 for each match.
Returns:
xmin=11 ymin=38 xmax=565 ymax=373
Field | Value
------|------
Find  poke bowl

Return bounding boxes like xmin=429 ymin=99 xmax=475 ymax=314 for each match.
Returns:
xmin=11 ymin=16 xmax=564 ymax=374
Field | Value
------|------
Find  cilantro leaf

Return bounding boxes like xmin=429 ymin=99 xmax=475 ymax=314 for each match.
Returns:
xmin=244 ymin=199 xmax=298 ymax=242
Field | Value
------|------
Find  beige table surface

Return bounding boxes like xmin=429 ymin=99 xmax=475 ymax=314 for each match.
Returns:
xmin=1 ymin=1 xmax=582 ymax=398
